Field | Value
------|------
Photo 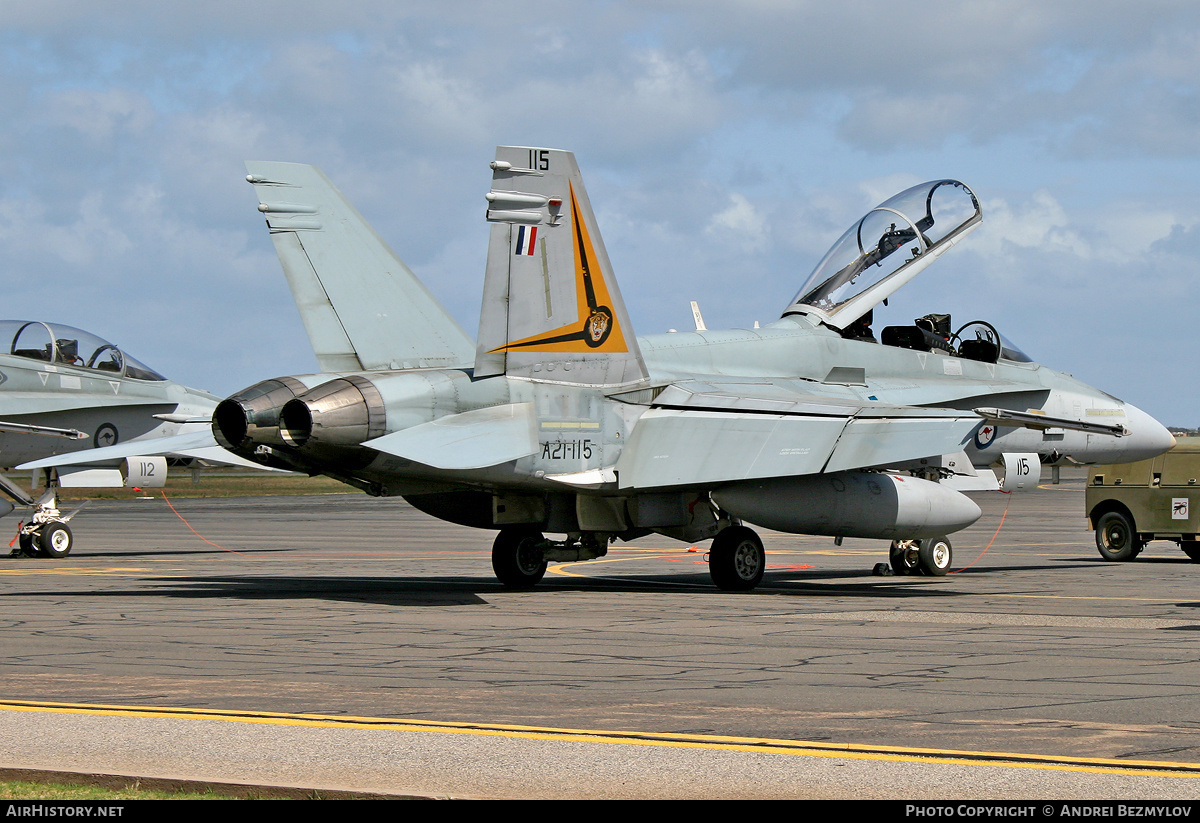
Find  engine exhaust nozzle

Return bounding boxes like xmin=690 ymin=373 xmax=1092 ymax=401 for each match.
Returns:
xmin=278 ymin=376 xmax=386 ymax=452
xmin=213 ymin=376 xmax=308 ymax=454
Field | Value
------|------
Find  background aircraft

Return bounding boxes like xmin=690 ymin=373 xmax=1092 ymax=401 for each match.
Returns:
xmin=213 ymin=149 xmax=1173 ymax=590
xmin=1 ymin=319 xmax=245 ymax=557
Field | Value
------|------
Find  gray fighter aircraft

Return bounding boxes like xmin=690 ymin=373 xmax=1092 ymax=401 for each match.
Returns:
xmin=214 ymin=148 xmax=1174 ymax=590
xmin=0 ymin=320 xmax=238 ymax=557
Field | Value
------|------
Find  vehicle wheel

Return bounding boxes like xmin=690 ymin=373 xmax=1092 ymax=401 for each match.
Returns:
xmin=1181 ymin=541 xmax=1200 ymax=562
xmin=1095 ymin=511 xmax=1138 ymax=561
xmin=709 ymin=526 xmax=765 ymax=591
xmin=918 ymin=536 xmax=952 ymax=576
xmin=38 ymin=523 xmax=73 ymax=559
xmin=491 ymin=527 xmax=547 ymax=588
xmin=889 ymin=540 xmax=920 ymax=575
xmin=17 ymin=531 xmax=38 ymax=557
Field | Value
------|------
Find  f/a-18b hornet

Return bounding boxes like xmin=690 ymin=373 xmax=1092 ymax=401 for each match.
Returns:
xmin=212 ymin=148 xmax=1173 ymax=590
xmin=4 ymin=320 xmax=256 ymax=557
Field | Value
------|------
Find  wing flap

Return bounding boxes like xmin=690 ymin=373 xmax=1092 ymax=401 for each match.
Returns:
xmin=824 ymin=416 xmax=980 ymax=473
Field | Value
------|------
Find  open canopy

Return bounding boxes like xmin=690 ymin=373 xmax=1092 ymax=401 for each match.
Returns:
xmin=2 ymin=320 xmax=166 ymax=381
xmin=783 ymin=180 xmax=982 ymax=329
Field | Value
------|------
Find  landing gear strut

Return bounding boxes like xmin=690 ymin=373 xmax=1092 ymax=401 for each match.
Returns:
xmin=5 ymin=481 xmax=81 ymax=560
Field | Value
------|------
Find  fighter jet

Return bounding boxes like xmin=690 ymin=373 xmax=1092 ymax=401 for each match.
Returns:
xmin=214 ymin=148 xmax=1174 ymax=590
xmin=1 ymin=320 xmax=242 ymax=557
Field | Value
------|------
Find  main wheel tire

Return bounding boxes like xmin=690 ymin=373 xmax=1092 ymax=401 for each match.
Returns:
xmin=1095 ymin=511 xmax=1138 ymax=561
xmin=918 ymin=536 xmax=952 ymax=576
xmin=491 ymin=527 xmax=547 ymax=588
xmin=1181 ymin=541 xmax=1200 ymax=561
xmin=38 ymin=523 xmax=73 ymax=559
xmin=889 ymin=541 xmax=920 ymax=575
xmin=709 ymin=526 xmax=765 ymax=591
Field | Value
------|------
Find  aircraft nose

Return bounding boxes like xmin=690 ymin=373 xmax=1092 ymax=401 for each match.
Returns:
xmin=1119 ymin=403 xmax=1175 ymax=462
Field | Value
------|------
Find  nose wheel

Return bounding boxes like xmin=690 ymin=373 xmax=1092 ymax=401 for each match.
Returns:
xmin=13 ymin=522 xmax=75 ymax=559
xmin=889 ymin=536 xmax=952 ymax=576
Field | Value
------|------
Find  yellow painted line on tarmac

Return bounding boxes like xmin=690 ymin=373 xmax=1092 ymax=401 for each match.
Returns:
xmin=0 ymin=566 xmax=174 ymax=577
xmin=549 ymin=553 xmax=694 ymax=578
xmin=1 ymin=698 xmax=1196 ymax=779
xmin=968 ymin=592 xmax=1200 ymax=604
xmin=548 ymin=548 xmax=814 ymax=579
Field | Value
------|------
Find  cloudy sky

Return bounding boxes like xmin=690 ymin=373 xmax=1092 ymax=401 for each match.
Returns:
xmin=2 ymin=1 xmax=1197 ymax=425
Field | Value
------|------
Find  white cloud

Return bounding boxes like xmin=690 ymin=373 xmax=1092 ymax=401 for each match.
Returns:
xmin=705 ymin=193 xmax=768 ymax=253
xmin=42 ymin=87 xmax=155 ymax=144
xmin=0 ymin=1 xmax=1196 ymax=421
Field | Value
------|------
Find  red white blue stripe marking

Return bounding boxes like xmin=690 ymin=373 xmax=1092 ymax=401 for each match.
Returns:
xmin=515 ymin=225 xmax=538 ymax=256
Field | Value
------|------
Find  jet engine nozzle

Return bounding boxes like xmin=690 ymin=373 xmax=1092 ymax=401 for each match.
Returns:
xmin=278 ymin=376 xmax=386 ymax=452
xmin=213 ymin=376 xmax=308 ymax=453
xmin=713 ymin=472 xmax=981 ymax=539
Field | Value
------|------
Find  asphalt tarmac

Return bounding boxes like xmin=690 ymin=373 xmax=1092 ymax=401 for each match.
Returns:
xmin=2 ymin=472 xmax=1200 ymax=799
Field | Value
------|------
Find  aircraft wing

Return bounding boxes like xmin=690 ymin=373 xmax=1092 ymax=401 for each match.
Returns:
xmin=615 ymin=380 xmax=981 ymax=490
xmin=17 ymin=427 xmax=270 ymax=472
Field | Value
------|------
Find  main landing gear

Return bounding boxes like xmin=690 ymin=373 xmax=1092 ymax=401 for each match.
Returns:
xmin=491 ymin=528 xmax=611 ymax=589
xmin=490 ymin=523 xmax=771 ymax=592
xmin=490 ymin=523 xmax=952 ymax=591
xmin=708 ymin=526 xmax=765 ymax=591
xmin=491 ymin=527 xmax=548 ymax=588
xmin=888 ymin=536 xmax=953 ymax=576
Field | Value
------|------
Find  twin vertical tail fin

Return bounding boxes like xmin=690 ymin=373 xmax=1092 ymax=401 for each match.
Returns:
xmin=244 ymin=161 xmax=475 ymax=373
xmin=475 ymin=147 xmax=648 ymax=388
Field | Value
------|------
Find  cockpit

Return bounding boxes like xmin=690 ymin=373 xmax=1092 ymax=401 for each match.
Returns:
xmin=875 ymin=313 xmax=1033 ymax=364
xmin=3 ymin=320 xmax=166 ymax=381
xmin=782 ymin=180 xmax=1033 ymax=365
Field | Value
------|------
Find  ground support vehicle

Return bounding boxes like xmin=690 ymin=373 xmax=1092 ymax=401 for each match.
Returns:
xmin=1087 ymin=440 xmax=1199 ymax=561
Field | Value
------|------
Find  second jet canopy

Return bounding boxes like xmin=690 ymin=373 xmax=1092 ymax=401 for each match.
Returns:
xmin=3 ymin=320 xmax=166 ymax=381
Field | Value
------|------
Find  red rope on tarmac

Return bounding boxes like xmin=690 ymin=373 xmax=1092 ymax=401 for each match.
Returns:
xmin=8 ymin=520 xmax=22 ymax=548
xmin=949 ymin=490 xmax=1012 ymax=574
xmin=159 ymin=489 xmax=256 ymax=558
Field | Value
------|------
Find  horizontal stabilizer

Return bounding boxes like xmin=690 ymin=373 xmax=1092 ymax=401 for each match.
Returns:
xmin=245 ymin=161 xmax=475 ymax=372
xmin=363 ymin=403 xmax=538 ymax=470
